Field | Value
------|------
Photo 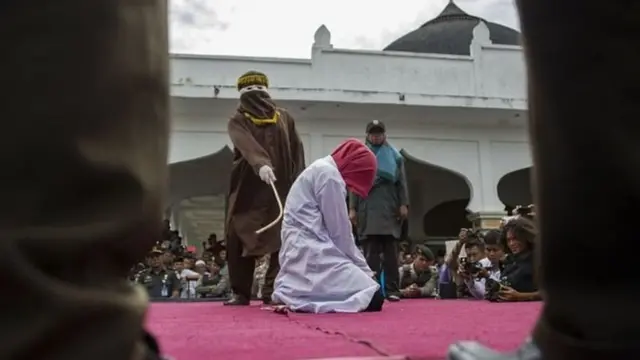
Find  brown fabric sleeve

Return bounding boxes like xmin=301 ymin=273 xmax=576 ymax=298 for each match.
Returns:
xmin=286 ymin=112 xmax=306 ymax=177
xmin=227 ymin=114 xmax=272 ymax=173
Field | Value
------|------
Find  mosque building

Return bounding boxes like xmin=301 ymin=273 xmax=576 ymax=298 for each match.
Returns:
xmin=168 ymin=1 xmax=532 ymax=248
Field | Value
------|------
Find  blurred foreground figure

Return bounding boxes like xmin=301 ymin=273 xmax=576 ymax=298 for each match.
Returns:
xmin=1 ymin=1 xmax=169 ymax=359
xmin=448 ymin=0 xmax=639 ymax=359
xmin=273 ymin=139 xmax=383 ymax=313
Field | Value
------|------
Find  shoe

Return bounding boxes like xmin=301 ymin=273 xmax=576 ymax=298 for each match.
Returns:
xmin=447 ymin=339 xmax=541 ymax=360
xmin=223 ymin=294 xmax=250 ymax=306
xmin=386 ymin=294 xmax=401 ymax=302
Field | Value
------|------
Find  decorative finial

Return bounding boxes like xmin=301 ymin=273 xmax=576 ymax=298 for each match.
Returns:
xmin=472 ymin=21 xmax=491 ymax=45
xmin=313 ymin=25 xmax=332 ymax=48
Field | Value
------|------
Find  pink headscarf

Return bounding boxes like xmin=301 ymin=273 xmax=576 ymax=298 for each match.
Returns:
xmin=331 ymin=139 xmax=377 ymax=198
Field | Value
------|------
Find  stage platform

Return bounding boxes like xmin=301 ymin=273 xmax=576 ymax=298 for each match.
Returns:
xmin=146 ymin=299 xmax=542 ymax=360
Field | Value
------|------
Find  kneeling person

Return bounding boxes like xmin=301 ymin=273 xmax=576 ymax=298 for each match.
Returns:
xmin=272 ymin=139 xmax=384 ymax=313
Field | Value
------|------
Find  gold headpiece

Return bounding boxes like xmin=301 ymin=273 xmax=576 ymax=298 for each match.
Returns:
xmin=237 ymin=71 xmax=269 ymax=91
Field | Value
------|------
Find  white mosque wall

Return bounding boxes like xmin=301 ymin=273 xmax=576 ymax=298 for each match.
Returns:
xmin=169 ymin=113 xmax=532 ymax=213
xmin=170 ymin=24 xmax=526 ymax=111
xmin=311 ymin=49 xmax=475 ymax=96
xmin=477 ymin=45 xmax=527 ymax=100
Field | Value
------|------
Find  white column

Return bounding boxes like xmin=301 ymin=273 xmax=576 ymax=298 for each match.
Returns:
xmin=476 ymin=139 xmax=505 ymax=213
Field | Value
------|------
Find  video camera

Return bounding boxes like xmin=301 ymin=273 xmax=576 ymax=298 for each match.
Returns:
xmin=515 ymin=204 xmax=535 ymax=217
xmin=501 ymin=204 xmax=535 ymax=225
xmin=459 ymin=256 xmax=484 ymax=276
xmin=485 ymin=277 xmax=512 ymax=302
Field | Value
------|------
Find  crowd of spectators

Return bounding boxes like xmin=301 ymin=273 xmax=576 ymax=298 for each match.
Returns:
xmin=131 ymin=205 xmax=538 ymax=304
xmin=393 ymin=204 xmax=538 ymax=302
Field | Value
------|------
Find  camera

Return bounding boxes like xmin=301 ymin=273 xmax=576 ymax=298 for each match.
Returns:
xmin=501 ymin=204 xmax=535 ymax=226
xmin=485 ymin=277 xmax=512 ymax=302
xmin=514 ymin=204 xmax=535 ymax=218
xmin=459 ymin=257 xmax=484 ymax=276
xmin=463 ymin=260 xmax=484 ymax=275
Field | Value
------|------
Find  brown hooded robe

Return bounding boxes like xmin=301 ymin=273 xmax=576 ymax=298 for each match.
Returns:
xmin=226 ymin=107 xmax=305 ymax=257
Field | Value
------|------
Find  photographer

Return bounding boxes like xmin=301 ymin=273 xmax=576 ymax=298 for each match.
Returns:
xmin=456 ymin=238 xmax=492 ymax=299
xmin=466 ymin=230 xmax=504 ymax=299
xmin=495 ymin=216 xmax=539 ymax=301
xmin=445 ymin=228 xmax=473 ymax=273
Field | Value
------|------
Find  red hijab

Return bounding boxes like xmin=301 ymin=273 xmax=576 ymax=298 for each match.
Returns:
xmin=331 ymin=139 xmax=377 ymax=198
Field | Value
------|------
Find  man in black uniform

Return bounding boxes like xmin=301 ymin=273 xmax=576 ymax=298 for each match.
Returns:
xmin=136 ymin=250 xmax=180 ymax=299
xmin=447 ymin=0 xmax=639 ymax=359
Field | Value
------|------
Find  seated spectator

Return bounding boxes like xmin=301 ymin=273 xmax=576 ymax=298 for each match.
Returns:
xmin=196 ymin=259 xmax=230 ymax=298
xmin=136 ymin=249 xmax=180 ymax=299
xmin=440 ymin=228 xmax=490 ymax=299
xmin=173 ymin=256 xmax=200 ymax=299
xmin=440 ymin=228 xmax=476 ymax=293
xmin=194 ymin=260 xmax=210 ymax=277
xmin=217 ymin=248 xmax=227 ymax=262
xmin=494 ymin=217 xmax=539 ymax=302
xmin=398 ymin=245 xmax=437 ymax=298
xmin=272 ymin=139 xmax=382 ymax=313
xmin=458 ymin=231 xmax=504 ymax=299
xmin=162 ymin=250 xmax=174 ymax=268
xmin=478 ymin=229 xmax=505 ymax=281
xmin=457 ymin=239 xmax=492 ymax=299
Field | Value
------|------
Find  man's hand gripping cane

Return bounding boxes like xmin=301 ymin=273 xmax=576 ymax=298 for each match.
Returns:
xmin=256 ymin=165 xmax=283 ymax=235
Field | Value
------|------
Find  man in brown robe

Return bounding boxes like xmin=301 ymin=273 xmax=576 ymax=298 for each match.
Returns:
xmin=447 ymin=0 xmax=639 ymax=359
xmin=2 ymin=1 xmax=169 ymax=359
xmin=225 ymin=71 xmax=305 ymax=305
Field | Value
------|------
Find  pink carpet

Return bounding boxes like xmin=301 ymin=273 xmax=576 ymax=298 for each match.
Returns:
xmin=146 ymin=300 xmax=542 ymax=360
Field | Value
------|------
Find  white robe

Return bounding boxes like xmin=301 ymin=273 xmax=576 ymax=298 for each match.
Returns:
xmin=272 ymin=156 xmax=379 ymax=313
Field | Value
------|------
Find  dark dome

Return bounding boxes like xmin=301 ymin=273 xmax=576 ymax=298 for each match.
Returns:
xmin=383 ymin=1 xmax=520 ymax=56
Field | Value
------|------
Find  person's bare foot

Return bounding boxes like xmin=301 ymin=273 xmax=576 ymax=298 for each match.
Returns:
xmin=273 ymin=305 xmax=289 ymax=314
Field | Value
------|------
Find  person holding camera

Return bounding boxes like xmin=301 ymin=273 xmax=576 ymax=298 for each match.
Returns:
xmin=492 ymin=217 xmax=539 ymax=302
xmin=445 ymin=229 xmax=476 ymax=274
xmin=458 ymin=245 xmax=491 ymax=299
